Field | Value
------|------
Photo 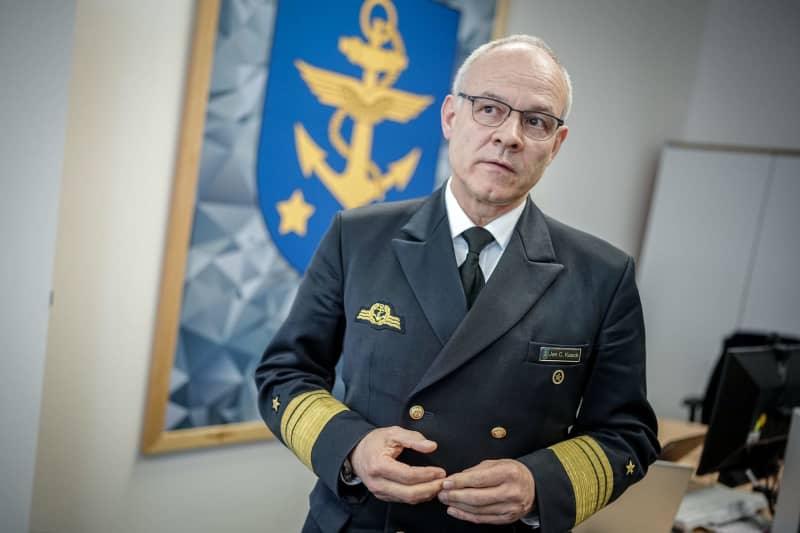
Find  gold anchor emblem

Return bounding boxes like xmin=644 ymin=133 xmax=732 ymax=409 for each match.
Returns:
xmin=293 ymin=0 xmax=434 ymax=210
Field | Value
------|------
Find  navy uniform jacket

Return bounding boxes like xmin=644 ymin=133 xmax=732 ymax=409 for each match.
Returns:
xmin=255 ymin=187 xmax=659 ymax=533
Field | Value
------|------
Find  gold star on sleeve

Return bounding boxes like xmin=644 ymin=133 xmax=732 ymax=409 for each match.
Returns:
xmin=276 ymin=189 xmax=315 ymax=236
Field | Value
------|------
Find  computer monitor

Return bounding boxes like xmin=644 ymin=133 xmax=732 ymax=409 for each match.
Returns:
xmin=696 ymin=343 xmax=800 ymax=496
xmin=772 ymin=407 xmax=800 ymax=533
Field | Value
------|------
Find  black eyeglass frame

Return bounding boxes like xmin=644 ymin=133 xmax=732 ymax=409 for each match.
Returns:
xmin=457 ymin=92 xmax=565 ymax=140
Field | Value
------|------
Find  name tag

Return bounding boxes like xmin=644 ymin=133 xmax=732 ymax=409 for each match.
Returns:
xmin=539 ymin=346 xmax=582 ymax=363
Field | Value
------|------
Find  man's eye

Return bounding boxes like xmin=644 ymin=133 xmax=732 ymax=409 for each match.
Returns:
xmin=479 ymin=104 xmax=498 ymax=115
xmin=526 ymin=115 xmax=547 ymax=129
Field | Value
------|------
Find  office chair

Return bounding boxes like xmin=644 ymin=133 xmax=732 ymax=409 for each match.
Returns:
xmin=682 ymin=331 xmax=800 ymax=423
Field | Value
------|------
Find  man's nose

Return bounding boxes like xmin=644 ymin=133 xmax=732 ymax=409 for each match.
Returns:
xmin=491 ymin=111 xmax=524 ymax=149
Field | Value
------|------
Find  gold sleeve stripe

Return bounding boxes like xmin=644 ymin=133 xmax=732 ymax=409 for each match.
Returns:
xmin=574 ymin=436 xmax=613 ymax=514
xmin=356 ymin=310 xmax=371 ymax=320
xmin=279 ymin=389 xmax=349 ymax=470
xmin=548 ymin=435 xmax=613 ymax=526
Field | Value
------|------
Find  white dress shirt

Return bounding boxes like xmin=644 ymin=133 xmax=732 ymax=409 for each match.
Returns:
xmin=444 ymin=177 xmax=527 ymax=281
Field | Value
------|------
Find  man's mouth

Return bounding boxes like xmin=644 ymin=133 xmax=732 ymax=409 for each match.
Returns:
xmin=482 ymin=159 xmax=514 ymax=172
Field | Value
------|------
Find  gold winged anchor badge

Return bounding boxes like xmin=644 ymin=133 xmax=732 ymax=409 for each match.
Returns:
xmin=293 ymin=0 xmax=434 ymax=209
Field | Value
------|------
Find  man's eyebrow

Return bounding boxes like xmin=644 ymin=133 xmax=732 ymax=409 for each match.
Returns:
xmin=480 ymin=91 xmax=508 ymax=103
xmin=479 ymin=92 xmax=555 ymax=114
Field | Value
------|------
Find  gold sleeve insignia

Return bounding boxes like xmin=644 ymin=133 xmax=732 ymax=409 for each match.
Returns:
xmin=355 ymin=302 xmax=404 ymax=332
xmin=279 ymin=389 xmax=349 ymax=470
xmin=549 ymin=435 xmax=614 ymax=526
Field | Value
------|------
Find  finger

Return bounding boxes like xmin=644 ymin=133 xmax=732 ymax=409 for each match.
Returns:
xmin=376 ymin=456 xmax=446 ymax=485
xmin=386 ymin=428 xmax=438 ymax=454
xmin=371 ymin=476 xmax=444 ymax=505
xmin=446 ymin=506 xmax=517 ymax=525
xmin=438 ymin=486 xmax=504 ymax=508
xmin=402 ymin=438 xmax=438 ymax=454
xmin=442 ymin=464 xmax=504 ymax=490
xmin=439 ymin=497 xmax=512 ymax=516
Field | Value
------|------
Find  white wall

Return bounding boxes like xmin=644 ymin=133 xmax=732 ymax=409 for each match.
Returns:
xmin=683 ymin=0 xmax=800 ymax=150
xmin=648 ymin=0 xmax=800 ymax=416
xmin=30 ymin=1 xmax=800 ymax=532
xmin=30 ymin=3 xmax=314 ymax=533
xmin=0 ymin=2 xmax=74 ymax=532
xmin=506 ymin=0 xmax=709 ymax=258
xmin=639 ymin=148 xmax=776 ymax=420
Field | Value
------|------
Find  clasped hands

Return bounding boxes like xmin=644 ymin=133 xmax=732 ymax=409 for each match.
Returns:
xmin=350 ymin=426 xmax=535 ymax=525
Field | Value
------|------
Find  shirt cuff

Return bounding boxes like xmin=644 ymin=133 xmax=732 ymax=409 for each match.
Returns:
xmin=521 ymin=511 xmax=540 ymax=528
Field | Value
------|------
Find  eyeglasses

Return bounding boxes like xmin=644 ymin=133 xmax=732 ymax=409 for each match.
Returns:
xmin=457 ymin=92 xmax=564 ymax=141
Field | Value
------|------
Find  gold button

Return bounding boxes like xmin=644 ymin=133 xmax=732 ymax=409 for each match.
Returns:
xmin=491 ymin=426 xmax=507 ymax=439
xmin=552 ymin=369 xmax=565 ymax=385
xmin=408 ymin=405 xmax=425 ymax=420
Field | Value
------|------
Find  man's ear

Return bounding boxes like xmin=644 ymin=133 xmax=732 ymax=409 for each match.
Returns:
xmin=441 ymin=94 xmax=456 ymax=140
xmin=549 ymin=125 xmax=569 ymax=160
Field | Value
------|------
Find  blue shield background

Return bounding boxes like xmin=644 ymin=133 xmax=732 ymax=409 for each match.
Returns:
xmin=257 ymin=0 xmax=459 ymax=273
xmin=164 ymin=0 xmax=500 ymax=432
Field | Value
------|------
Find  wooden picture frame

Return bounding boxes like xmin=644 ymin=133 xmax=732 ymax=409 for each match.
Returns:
xmin=142 ymin=0 xmax=508 ymax=454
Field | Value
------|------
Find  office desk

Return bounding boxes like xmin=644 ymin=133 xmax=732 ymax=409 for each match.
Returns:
xmin=658 ymin=417 xmax=717 ymax=486
xmin=658 ymin=418 xmax=772 ymax=532
xmin=658 ymin=417 xmax=706 ymax=446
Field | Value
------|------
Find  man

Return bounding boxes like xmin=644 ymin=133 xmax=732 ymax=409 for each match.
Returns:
xmin=256 ymin=34 xmax=659 ymax=533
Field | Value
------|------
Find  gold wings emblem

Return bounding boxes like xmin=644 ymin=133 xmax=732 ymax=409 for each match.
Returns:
xmin=295 ymin=60 xmax=433 ymax=124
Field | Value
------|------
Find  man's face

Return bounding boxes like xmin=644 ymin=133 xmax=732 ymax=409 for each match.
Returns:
xmin=441 ymin=45 xmax=569 ymax=219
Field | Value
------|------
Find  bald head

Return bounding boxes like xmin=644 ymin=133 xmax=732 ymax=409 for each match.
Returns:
xmin=451 ymin=34 xmax=573 ymax=119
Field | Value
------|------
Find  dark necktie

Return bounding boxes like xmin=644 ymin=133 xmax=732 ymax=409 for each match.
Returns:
xmin=459 ymin=226 xmax=495 ymax=309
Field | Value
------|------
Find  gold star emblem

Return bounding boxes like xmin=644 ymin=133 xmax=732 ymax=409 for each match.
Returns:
xmin=625 ymin=460 xmax=636 ymax=476
xmin=276 ymin=189 xmax=315 ymax=236
xmin=272 ymin=396 xmax=281 ymax=412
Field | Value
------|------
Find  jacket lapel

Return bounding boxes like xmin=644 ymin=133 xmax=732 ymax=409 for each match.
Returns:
xmin=411 ymin=198 xmax=564 ymax=396
xmin=392 ymin=188 xmax=467 ymax=346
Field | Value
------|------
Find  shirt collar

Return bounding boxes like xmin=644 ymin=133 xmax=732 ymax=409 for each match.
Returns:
xmin=444 ymin=177 xmax=527 ymax=251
